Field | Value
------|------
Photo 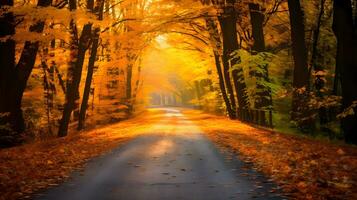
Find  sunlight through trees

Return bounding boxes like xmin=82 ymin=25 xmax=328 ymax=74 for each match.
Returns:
xmin=0 ymin=0 xmax=356 ymax=146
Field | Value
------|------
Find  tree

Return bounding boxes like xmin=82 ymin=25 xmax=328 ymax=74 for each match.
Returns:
xmin=310 ymin=0 xmax=330 ymax=127
xmin=248 ymin=3 xmax=272 ymax=126
xmin=332 ymin=0 xmax=357 ymax=144
xmin=0 ymin=0 xmax=52 ymax=146
xmin=57 ymin=0 xmax=93 ymax=137
xmin=287 ymin=0 xmax=313 ymax=130
xmin=204 ymin=16 xmax=235 ymax=118
xmin=218 ymin=0 xmax=250 ymax=118
xmin=78 ymin=0 xmax=105 ymax=130
xmin=0 ymin=0 xmax=17 ymax=146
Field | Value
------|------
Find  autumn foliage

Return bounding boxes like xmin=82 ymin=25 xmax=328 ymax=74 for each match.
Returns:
xmin=1 ymin=0 xmax=357 ymax=199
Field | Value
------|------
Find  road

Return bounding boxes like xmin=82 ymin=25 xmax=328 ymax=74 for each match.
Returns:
xmin=35 ymin=108 xmax=283 ymax=200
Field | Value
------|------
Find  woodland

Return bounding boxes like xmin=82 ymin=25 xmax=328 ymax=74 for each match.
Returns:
xmin=0 ymin=0 xmax=357 ymax=199
xmin=0 ymin=0 xmax=357 ymax=145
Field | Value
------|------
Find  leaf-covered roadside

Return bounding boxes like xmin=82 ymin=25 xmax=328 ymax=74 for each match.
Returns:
xmin=183 ymin=110 xmax=357 ymax=200
xmin=0 ymin=111 xmax=158 ymax=200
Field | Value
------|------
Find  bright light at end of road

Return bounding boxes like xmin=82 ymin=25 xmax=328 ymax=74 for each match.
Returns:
xmin=155 ymin=35 xmax=169 ymax=48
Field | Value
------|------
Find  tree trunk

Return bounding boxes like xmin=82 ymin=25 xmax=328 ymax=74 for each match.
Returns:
xmin=249 ymin=3 xmax=272 ymax=126
xmin=78 ymin=0 xmax=105 ymax=130
xmin=311 ymin=0 xmax=328 ymax=126
xmin=0 ymin=0 xmax=52 ymax=146
xmin=70 ymin=0 xmax=92 ymax=122
xmin=126 ymin=64 xmax=133 ymax=101
xmin=16 ymin=0 xmax=52 ymax=97
xmin=204 ymin=16 xmax=235 ymax=118
xmin=218 ymin=4 xmax=250 ymax=118
xmin=287 ymin=0 xmax=313 ymax=130
xmin=131 ymin=61 xmax=142 ymax=110
xmin=332 ymin=0 xmax=357 ymax=144
xmin=77 ymin=0 xmax=105 ymax=129
xmin=0 ymin=0 xmax=19 ymax=147
xmin=218 ymin=17 xmax=237 ymax=118
xmin=249 ymin=3 xmax=266 ymax=52
xmin=58 ymin=23 xmax=92 ymax=137
xmin=214 ymin=53 xmax=235 ymax=118
xmin=78 ymin=28 xmax=99 ymax=130
xmin=53 ymin=62 xmax=66 ymax=93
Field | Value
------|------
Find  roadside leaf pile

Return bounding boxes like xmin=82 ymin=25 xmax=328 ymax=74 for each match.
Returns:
xmin=184 ymin=110 xmax=357 ymax=200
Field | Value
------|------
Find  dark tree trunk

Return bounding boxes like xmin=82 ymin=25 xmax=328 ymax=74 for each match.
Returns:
xmin=332 ymin=51 xmax=341 ymax=95
xmin=0 ymin=0 xmax=52 ymax=146
xmin=218 ymin=4 xmax=250 ymax=118
xmin=287 ymin=0 xmax=313 ymax=130
xmin=332 ymin=0 xmax=357 ymax=144
xmin=249 ymin=3 xmax=266 ymax=52
xmin=249 ymin=3 xmax=272 ymax=126
xmin=311 ymin=0 xmax=328 ymax=126
xmin=218 ymin=17 xmax=237 ymax=118
xmin=77 ymin=0 xmax=105 ymax=130
xmin=69 ymin=0 xmax=76 ymax=10
xmin=214 ymin=53 xmax=235 ymax=118
xmin=15 ymin=0 xmax=53 ymax=121
xmin=204 ymin=16 xmax=235 ymax=118
xmin=71 ymin=0 xmax=97 ymax=123
xmin=53 ymin=62 xmax=66 ymax=93
xmin=131 ymin=62 xmax=142 ymax=110
xmin=77 ymin=0 xmax=104 ymax=130
xmin=0 ymin=0 xmax=19 ymax=147
xmin=126 ymin=64 xmax=133 ymax=101
xmin=78 ymin=28 xmax=99 ymax=130
xmin=16 ymin=0 xmax=52 ymax=94
xmin=58 ymin=24 xmax=92 ymax=137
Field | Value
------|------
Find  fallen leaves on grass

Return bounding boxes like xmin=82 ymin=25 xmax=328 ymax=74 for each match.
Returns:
xmin=183 ymin=110 xmax=357 ymax=200
xmin=0 ymin=110 xmax=162 ymax=200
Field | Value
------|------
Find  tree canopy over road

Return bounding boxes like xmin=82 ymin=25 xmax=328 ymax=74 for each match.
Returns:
xmin=0 ymin=0 xmax=356 ymax=199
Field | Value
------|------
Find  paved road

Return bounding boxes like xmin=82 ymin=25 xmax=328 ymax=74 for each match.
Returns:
xmin=36 ymin=108 xmax=283 ymax=200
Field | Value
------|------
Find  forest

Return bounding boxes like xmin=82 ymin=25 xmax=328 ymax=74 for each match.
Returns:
xmin=0 ymin=0 xmax=357 ymax=199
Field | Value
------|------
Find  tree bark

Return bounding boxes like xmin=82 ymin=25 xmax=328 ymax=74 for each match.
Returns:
xmin=15 ymin=0 xmax=53 ymax=123
xmin=78 ymin=0 xmax=105 ymax=130
xmin=218 ymin=4 xmax=250 ymax=118
xmin=77 ymin=0 xmax=104 ymax=131
xmin=126 ymin=63 xmax=133 ymax=103
xmin=0 ymin=0 xmax=19 ymax=147
xmin=311 ymin=0 xmax=328 ymax=126
xmin=218 ymin=15 xmax=237 ymax=118
xmin=57 ymin=24 xmax=92 ymax=137
xmin=78 ymin=28 xmax=99 ymax=130
xmin=332 ymin=0 xmax=357 ymax=144
xmin=204 ymin=16 xmax=235 ymax=118
xmin=249 ymin=3 xmax=272 ymax=126
xmin=0 ymin=0 xmax=52 ymax=146
xmin=214 ymin=53 xmax=235 ymax=118
xmin=249 ymin=3 xmax=266 ymax=52
xmin=287 ymin=0 xmax=313 ymax=130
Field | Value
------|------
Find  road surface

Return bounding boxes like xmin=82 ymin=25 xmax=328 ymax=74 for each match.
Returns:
xmin=35 ymin=108 xmax=283 ymax=200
